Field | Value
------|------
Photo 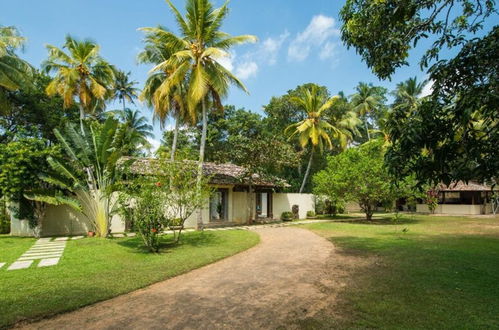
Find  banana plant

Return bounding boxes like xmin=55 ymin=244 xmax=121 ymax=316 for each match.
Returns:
xmin=28 ymin=117 xmax=128 ymax=237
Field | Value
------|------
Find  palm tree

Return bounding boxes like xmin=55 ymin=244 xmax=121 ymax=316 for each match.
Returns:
xmin=350 ymin=82 xmax=382 ymax=141
xmin=42 ymin=35 xmax=115 ymax=132
xmin=286 ymin=86 xmax=359 ymax=193
xmin=138 ymin=26 xmax=190 ymax=160
xmin=392 ymin=77 xmax=426 ymax=113
xmin=106 ymin=108 xmax=154 ymax=155
xmin=0 ymin=25 xmax=33 ymax=92
xmin=29 ymin=118 xmax=128 ymax=237
xmin=113 ymin=70 xmax=139 ymax=111
xmin=139 ymin=0 xmax=256 ymax=187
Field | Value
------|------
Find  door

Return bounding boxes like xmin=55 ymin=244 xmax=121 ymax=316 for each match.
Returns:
xmin=210 ymin=189 xmax=229 ymax=222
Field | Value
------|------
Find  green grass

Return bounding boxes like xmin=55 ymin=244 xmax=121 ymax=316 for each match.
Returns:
xmin=298 ymin=214 xmax=499 ymax=329
xmin=0 ymin=230 xmax=259 ymax=328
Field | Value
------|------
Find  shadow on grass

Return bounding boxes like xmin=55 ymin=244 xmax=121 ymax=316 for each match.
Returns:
xmin=318 ymin=216 xmax=421 ymax=226
xmin=116 ymin=231 xmax=223 ymax=254
xmin=300 ymin=232 xmax=499 ymax=329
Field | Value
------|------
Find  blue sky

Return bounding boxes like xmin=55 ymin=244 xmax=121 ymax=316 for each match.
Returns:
xmin=0 ymin=0 xmax=483 ymax=147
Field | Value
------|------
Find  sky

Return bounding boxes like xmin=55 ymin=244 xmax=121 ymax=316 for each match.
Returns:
xmin=0 ymin=0 xmax=483 ymax=149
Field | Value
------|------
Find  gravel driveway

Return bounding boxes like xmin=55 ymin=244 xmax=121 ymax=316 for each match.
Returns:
xmin=19 ymin=227 xmax=336 ymax=330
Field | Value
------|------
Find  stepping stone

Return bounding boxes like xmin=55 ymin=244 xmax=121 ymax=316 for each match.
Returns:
xmin=126 ymin=233 xmax=136 ymax=237
xmin=8 ymin=260 xmax=33 ymax=270
xmin=0 ymin=262 xmax=5 ymax=269
xmin=38 ymin=238 xmax=53 ymax=242
xmin=113 ymin=233 xmax=125 ymax=238
xmin=71 ymin=236 xmax=84 ymax=240
xmin=19 ymin=253 xmax=62 ymax=259
xmin=54 ymin=237 xmax=69 ymax=241
xmin=27 ymin=247 xmax=65 ymax=252
xmin=38 ymin=258 xmax=60 ymax=267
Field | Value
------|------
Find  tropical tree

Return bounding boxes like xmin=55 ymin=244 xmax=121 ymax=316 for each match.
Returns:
xmin=0 ymin=25 xmax=33 ymax=91
xmin=43 ymin=35 xmax=115 ymax=132
xmin=285 ymin=85 xmax=359 ymax=193
xmin=140 ymin=0 xmax=256 ymax=228
xmin=30 ymin=117 xmax=128 ymax=237
xmin=350 ymin=82 xmax=382 ymax=141
xmin=106 ymin=108 xmax=153 ymax=155
xmin=112 ymin=70 xmax=139 ymax=111
xmin=138 ymin=26 xmax=190 ymax=160
xmin=392 ymin=77 xmax=426 ymax=113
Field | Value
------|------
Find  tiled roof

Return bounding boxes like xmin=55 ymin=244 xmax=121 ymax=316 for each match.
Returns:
xmin=437 ymin=181 xmax=497 ymax=192
xmin=120 ymin=157 xmax=288 ymax=188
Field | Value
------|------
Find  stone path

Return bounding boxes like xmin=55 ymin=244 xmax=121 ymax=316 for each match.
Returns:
xmin=6 ymin=237 xmax=78 ymax=271
xmin=19 ymin=226 xmax=336 ymax=329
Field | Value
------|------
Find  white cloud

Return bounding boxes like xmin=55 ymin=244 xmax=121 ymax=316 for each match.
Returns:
xmin=420 ymin=79 xmax=434 ymax=97
xmin=288 ymin=15 xmax=340 ymax=62
xmin=319 ymin=41 xmax=336 ymax=60
xmin=260 ymin=31 xmax=290 ymax=65
xmin=235 ymin=61 xmax=258 ymax=79
xmin=147 ymin=137 xmax=161 ymax=154
xmin=216 ymin=51 xmax=235 ymax=71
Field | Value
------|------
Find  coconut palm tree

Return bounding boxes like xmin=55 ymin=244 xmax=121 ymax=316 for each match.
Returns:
xmin=350 ymin=82 xmax=382 ymax=141
xmin=42 ymin=35 xmax=115 ymax=132
xmin=106 ymin=108 xmax=153 ymax=155
xmin=139 ymin=0 xmax=257 ymax=194
xmin=392 ymin=77 xmax=426 ymax=113
xmin=113 ymin=70 xmax=139 ymax=111
xmin=286 ymin=85 xmax=360 ymax=193
xmin=138 ymin=26 xmax=190 ymax=160
xmin=0 ymin=25 xmax=33 ymax=91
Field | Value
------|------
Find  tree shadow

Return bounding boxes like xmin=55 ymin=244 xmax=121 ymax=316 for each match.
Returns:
xmin=116 ymin=231 xmax=223 ymax=254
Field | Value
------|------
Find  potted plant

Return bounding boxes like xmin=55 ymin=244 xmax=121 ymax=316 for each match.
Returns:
xmin=306 ymin=210 xmax=316 ymax=219
xmin=281 ymin=211 xmax=294 ymax=222
xmin=87 ymin=231 xmax=95 ymax=237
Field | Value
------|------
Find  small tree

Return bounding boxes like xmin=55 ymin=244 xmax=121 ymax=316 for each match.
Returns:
xmin=313 ymin=140 xmax=393 ymax=220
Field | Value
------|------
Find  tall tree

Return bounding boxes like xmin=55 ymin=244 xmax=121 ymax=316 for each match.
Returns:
xmin=106 ymin=108 xmax=153 ymax=155
xmin=138 ymin=26 xmax=190 ymax=161
xmin=140 ymin=0 xmax=256 ymax=228
xmin=113 ymin=70 xmax=139 ymax=111
xmin=285 ymin=85 xmax=359 ymax=193
xmin=350 ymin=82 xmax=382 ymax=141
xmin=0 ymin=25 xmax=33 ymax=91
xmin=392 ymin=77 xmax=426 ymax=113
xmin=43 ymin=35 xmax=115 ymax=132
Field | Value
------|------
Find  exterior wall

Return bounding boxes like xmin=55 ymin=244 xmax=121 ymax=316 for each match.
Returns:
xmin=416 ymin=204 xmax=487 ymax=215
xmin=232 ymin=192 xmax=249 ymax=224
xmin=273 ymin=193 xmax=315 ymax=220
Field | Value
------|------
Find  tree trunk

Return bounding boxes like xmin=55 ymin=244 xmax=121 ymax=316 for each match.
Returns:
xmin=247 ymin=180 xmax=254 ymax=224
xmin=365 ymin=118 xmax=370 ymax=141
xmin=299 ymin=147 xmax=314 ymax=193
xmin=78 ymin=103 xmax=85 ymax=134
xmin=122 ymin=98 xmax=126 ymax=112
xmin=170 ymin=114 xmax=180 ymax=161
xmin=196 ymin=99 xmax=208 ymax=230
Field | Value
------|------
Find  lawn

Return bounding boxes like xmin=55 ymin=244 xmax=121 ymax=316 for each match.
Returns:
xmin=0 ymin=230 xmax=259 ymax=328
xmin=298 ymin=214 xmax=499 ymax=329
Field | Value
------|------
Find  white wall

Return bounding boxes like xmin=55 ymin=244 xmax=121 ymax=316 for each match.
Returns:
xmin=416 ymin=204 xmax=486 ymax=215
xmin=273 ymin=193 xmax=315 ymax=220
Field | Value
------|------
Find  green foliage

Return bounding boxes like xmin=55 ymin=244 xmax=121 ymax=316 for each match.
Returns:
xmin=32 ymin=118 xmax=128 ymax=237
xmin=313 ymin=140 xmax=394 ymax=220
xmin=306 ymin=210 xmax=316 ymax=218
xmin=386 ymin=28 xmax=498 ymax=185
xmin=340 ymin=0 xmax=496 ymax=79
xmin=0 ymin=25 xmax=33 ymax=92
xmin=281 ymin=211 xmax=294 ymax=221
xmin=117 ymin=155 xmax=211 ymax=251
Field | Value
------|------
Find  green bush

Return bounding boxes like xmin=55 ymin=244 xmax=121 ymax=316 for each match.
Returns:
xmin=281 ymin=211 xmax=294 ymax=221
xmin=306 ymin=210 xmax=316 ymax=218
xmin=0 ymin=199 xmax=10 ymax=234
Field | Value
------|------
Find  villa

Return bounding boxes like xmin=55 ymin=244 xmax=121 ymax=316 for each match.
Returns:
xmin=10 ymin=159 xmax=315 ymax=237
xmin=416 ymin=181 xmax=497 ymax=215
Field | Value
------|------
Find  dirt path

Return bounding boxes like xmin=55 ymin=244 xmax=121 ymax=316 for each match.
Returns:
xmin=19 ymin=227 xmax=337 ymax=330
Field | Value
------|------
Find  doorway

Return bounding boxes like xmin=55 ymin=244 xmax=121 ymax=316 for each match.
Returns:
xmin=256 ymin=191 xmax=273 ymax=219
xmin=210 ymin=188 xmax=229 ymax=222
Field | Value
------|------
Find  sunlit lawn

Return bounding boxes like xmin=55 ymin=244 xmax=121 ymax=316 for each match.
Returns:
xmin=0 ymin=230 xmax=259 ymax=327
xmin=299 ymin=213 xmax=499 ymax=329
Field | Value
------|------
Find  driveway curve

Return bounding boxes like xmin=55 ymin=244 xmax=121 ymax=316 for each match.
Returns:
xmin=19 ymin=226 xmax=335 ymax=330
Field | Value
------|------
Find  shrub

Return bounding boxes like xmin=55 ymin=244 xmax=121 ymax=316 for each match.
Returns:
xmin=281 ymin=211 xmax=294 ymax=221
xmin=306 ymin=210 xmax=316 ymax=218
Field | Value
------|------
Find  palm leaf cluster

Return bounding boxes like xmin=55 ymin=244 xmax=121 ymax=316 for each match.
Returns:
xmin=0 ymin=25 xmax=33 ymax=91
xmin=112 ymin=70 xmax=139 ymax=111
xmin=33 ymin=117 xmax=128 ymax=237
